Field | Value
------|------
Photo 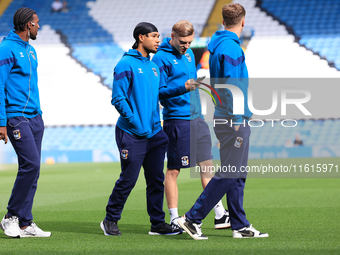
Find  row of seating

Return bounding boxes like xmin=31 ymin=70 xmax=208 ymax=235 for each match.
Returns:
xmin=2 ymin=119 xmax=338 ymax=152
xmin=28 ymin=25 xmax=119 ymax=126
xmin=87 ymin=0 xmax=215 ymax=44
xmin=236 ymin=0 xmax=340 ymax=77
xmin=0 ymin=0 xmax=121 ymax=90
xmin=259 ymin=0 xmax=340 ymax=70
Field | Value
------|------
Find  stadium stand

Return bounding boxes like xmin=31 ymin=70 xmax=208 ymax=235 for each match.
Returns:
xmin=42 ymin=125 xmax=116 ymax=151
xmin=0 ymin=1 xmax=121 ymax=127
xmin=87 ymin=0 xmax=215 ymax=45
xmin=259 ymin=0 xmax=340 ymax=71
xmin=29 ymin=25 xmax=118 ymax=127
xmin=86 ymin=0 xmax=216 ymax=88
xmin=0 ymin=1 xmax=121 ymax=162
xmin=201 ymin=0 xmax=232 ymax=37
xmin=237 ymin=0 xmax=340 ymax=78
xmin=249 ymin=119 xmax=340 ymax=147
xmin=0 ymin=0 xmax=125 ymax=89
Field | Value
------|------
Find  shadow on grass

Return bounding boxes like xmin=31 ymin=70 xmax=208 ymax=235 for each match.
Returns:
xmin=0 ymin=221 xmax=232 ymax=239
xmin=0 ymin=235 xmax=21 ymax=240
xmin=0 ymin=221 xmax=191 ymax=239
xmin=32 ymin=221 xmax=158 ymax=236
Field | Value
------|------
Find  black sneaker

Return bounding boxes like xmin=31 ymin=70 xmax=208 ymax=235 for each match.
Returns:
xmin=148 ymin=222 xmax=182 ymax=235
xmin=100 ymin=220 xmax=121 ymax=236
xmin=214 ymin=210 xmax=231 ymax=229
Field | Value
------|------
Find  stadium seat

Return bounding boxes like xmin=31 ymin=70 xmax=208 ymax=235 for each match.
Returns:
xmin=260 ymin=0 xmax=340 ymax=70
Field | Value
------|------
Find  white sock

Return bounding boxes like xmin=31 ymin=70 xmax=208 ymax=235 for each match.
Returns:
xmin=213 ymin=200 xmax=225 ymax=219
xmin=169 ymin=208 xmax=179 ymax=222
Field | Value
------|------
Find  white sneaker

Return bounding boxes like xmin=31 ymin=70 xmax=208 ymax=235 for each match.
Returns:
xmin=1 ymin=215 xmax=21 ymax=238
xmin=20 ymin=222 xmax=51 ymax=238
xmin=178 ymin=216 xmax=208 ymax=240
xmin=233 ymin=224 xmax=269 ymax=238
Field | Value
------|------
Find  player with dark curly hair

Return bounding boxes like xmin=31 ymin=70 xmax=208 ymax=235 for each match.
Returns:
xmin=0 ymin=7 xmax=51 ymax=238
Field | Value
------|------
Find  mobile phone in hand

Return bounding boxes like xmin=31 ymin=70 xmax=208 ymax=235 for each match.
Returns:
xmin=195 ymin=76 xmax=206 ymax=83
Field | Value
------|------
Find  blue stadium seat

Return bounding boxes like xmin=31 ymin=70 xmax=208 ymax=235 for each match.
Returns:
xmin=260 ymin=0 xmax=340 ymax=70
xmin=0 ymin=0 xmax=125 ymax=88
xmin=34 ymin=119 xmax=333 ymax=151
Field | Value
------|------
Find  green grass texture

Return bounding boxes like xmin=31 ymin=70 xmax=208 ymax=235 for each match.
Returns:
xmin=0 ymin=158 xmax=339 ymax=255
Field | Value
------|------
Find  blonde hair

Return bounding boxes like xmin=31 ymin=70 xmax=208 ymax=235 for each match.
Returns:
xmin=172 ymin=20 xmax=194 ymax=37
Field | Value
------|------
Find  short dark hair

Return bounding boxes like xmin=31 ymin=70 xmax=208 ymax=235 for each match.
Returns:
xmin=222 ymin=3 xmax=246 ymax=28
xmin=172 ymin=20 xmax=194 ymax=37
xmin=13 ymin=7 xmax=36 ymax=32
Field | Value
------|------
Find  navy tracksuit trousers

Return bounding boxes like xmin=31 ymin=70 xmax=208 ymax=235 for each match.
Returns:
xmin=6 ymin=115 xmax=44 ymax=227
xmin=186 ymin=117 xmax=250 ymax=230
xmin=105 ymin=126 xmax=168 ymax=225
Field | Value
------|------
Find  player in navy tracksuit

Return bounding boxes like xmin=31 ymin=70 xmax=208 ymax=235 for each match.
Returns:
xmin=152 ymin=20 xmax=230 ymax=230
xmin=0 ymin=8 xmax=51 ymax=238
xmin=178 ymin=3 xmax=268 ymax=240
xmin=101 ymin=22 xmax=198 ymax=236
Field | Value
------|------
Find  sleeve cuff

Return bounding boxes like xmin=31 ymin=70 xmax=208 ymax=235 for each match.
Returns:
xmin=179 ymin=84 xmax=187 ymax=94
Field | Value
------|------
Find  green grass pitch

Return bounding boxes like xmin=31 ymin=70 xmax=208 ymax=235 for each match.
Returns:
xmin=0 ymin=158 xmax=339 ymax=254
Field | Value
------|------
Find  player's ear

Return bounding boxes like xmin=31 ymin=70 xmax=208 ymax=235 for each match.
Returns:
xmin=222 ymin=20 xmax=225 ymax=27
xmin=139 ymin=34 xmax=144 ymax=43
xmin=171 ymin=32 xmax=174 ymax=40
